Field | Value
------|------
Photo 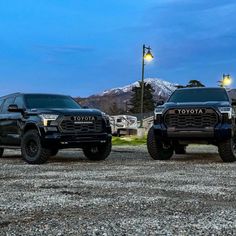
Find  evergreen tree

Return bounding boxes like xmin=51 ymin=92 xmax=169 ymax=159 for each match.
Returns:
xmin=186 ymin=80 xmax=205 ymax=87
xmin=129 ymin=83 xmax=141 ymax=114
xmin=130 ymin=82 xmax=155 ymax=114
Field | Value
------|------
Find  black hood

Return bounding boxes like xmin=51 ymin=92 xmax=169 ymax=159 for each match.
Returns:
xmin=27 ymin=108 xmax=103 ymax=116
xmin=158 ymin=101 xmax=231 ymax=111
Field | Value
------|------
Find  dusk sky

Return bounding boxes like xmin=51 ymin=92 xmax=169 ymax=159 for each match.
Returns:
xmin=0 ymin=0 xmax=235 ymax=97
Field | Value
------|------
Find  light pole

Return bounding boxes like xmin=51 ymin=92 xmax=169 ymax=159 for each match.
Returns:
xmin=219 ymin=74 xmax=232 ymax=87
xmin=140 ymin=44 xmax=154 ymax=127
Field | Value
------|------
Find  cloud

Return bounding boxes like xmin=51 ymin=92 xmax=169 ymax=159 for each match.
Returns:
xmin=117 ymin=0 xmax=236 ymax=40
xmin=144 ymin=0 xmax=236 ymax=44
xmin=33 ymin=44 xmax=95 ymax=65
xmin=35 ymin=44 xmax=94 ymax=54
xmin=153 ymin=0 xmax=236 ymax=12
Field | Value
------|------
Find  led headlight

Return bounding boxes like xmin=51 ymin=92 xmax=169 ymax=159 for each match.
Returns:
xmin=154 ymin=107 xmax=165 ymax=115
xmin=39 ymin=114 xmax=59 ymax=126
xmin=218 ymin=107 xmax=232 ymax=119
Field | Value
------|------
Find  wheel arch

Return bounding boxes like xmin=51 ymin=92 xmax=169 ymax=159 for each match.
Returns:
xmin=23 ymin=123 xmax=42 ymax=136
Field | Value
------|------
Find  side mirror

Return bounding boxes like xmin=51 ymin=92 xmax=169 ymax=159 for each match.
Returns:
xmin=156 ymin=100 xmax=164 ymax=106
xmin=83 ymin=106 xmax=89 ymax=109
xmin=8 ymin=104 xmax=24 ymax=113
xmin=232 ymin=100 xmax=236 ymax=106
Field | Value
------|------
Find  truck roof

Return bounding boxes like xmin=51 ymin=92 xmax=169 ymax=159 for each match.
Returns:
xmin=177 ymin=87 xmax=226 ymax=91
xmin=0 ymin=92 xmax=70 ymax=99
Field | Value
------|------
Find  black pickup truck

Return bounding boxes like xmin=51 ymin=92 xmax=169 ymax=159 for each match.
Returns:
xmin=0 ymin=93 xmax=112 ymax=164
xmin=147 ymin=87 xmax=236 ymax=162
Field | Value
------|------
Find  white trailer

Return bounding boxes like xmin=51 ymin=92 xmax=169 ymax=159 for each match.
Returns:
xmin=109 ymin=115 xmax=138 ymax=136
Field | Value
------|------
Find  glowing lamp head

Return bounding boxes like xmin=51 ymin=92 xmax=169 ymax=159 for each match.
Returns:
xmin=222 ymin=74 xmax=232 ymax=87
xmin=144 ymin=49 xmax=154 ymax=62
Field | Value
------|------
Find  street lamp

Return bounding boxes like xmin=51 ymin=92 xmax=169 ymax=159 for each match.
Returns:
xmin=140 ymin=44 xmax=154 ymax=128
xmin=219 ymin=74 xmax=232 ymax=87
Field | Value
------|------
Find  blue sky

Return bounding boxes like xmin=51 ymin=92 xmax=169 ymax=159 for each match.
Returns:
xmin=0 ymin=0 xmax=235 ymax=97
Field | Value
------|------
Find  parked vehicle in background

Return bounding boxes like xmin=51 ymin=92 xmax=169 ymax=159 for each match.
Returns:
xmin=147 ymin=87 xmax=236 ymax=162
xmin=0 ymin=93 xmax=112 ymax=164
xmin=109 ymin=115 xmax=138 ymax=136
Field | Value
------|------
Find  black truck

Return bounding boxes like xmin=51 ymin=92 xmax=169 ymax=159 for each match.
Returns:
xmin=147 ymin=87 xmax=236 ymax=162
xmin=0 ymin=93 xmax=112 ymax=164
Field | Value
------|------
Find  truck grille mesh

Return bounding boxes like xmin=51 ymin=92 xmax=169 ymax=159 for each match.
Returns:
xmin=164 ymin=109 xmax=218 ymax=128
xmin=59 ymin=117 xmax=103 ymax=133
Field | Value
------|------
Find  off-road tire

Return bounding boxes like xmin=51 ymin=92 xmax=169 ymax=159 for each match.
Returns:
xmin=0 ymin=148 xmax=4 ymax=157
xmin=147 ymin=127 xmax=173 ymax=160
xmin=21 ymin=130 xmax=51 ymax=164
xmin=83 ymin=141 xmax=111 ymax=161
xmin=50 ymin=149 xmax=59 ymax=156
xmin=218 ymin=138 xmax=236 ymax=162
xmin=175 ymin=145 xmax=186 ymax=154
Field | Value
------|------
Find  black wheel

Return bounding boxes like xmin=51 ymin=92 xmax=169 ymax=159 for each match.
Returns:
xmin=218 ymin=138 xmax=236 ymax=162
xmin=21 ymin=130 xmax=51 ymax=164
xmin=83 ymin=141 xmax=111 ymax=161
xmin=50 ymin=148 xmax=59 ymax=156
xmin=175 ymin=145 xmax=186 ymax=154
xmin=147 ymin=127 xmax=173 ymax=160
xmin=0 ymin=148 xmax=4 ymax=157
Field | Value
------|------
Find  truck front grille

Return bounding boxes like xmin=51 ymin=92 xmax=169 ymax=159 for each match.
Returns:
xmin=164 ymin=108 xmax=218 ymax=128
xmin=59 ymin=117 xmax=103 ymax=133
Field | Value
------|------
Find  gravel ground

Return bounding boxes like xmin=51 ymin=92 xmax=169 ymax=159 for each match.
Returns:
xmin=0 ymin=145 xmax=235 ymax=236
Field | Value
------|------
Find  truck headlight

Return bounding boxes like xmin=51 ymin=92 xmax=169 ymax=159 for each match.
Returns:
xmin=154 ymin=107 xmax=165 ymax=115
xmin=218 ymin=107 xmax=232 ymax=119
xmin=39 ymin=114 xmax=59 ymax=126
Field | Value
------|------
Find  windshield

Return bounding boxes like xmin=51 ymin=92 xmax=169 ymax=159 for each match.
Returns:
xmin=168 ymin=88 xmax=229 ymax=103
xmin=24 ymin=94 xmax=81 ymax=109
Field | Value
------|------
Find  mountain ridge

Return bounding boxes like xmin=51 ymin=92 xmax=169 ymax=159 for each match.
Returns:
xmin=76 ymin=78 xmax=177 ymax=114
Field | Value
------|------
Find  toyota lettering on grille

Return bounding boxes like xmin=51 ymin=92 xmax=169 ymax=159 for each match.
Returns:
xmin=176 ymin=109 xmax=205 ymax=115
xmin=73 ymin=116 xmax=96 ymax=124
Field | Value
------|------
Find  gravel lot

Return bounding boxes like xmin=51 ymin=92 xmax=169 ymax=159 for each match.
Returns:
xmin=0 ymin=145 xmax=235 ymax=235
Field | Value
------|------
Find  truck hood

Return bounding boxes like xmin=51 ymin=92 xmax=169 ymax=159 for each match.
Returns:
xmin=160 ymin=101 xmax=231 ymax=110
xmin=27 ymin=108 xmax=103 ymax=116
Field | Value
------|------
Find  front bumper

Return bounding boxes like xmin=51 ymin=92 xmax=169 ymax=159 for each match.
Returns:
xmin=39 ymin=127 xmax=112 ymax=148
xmin=153 ymin=123 xmax=233 ymax=141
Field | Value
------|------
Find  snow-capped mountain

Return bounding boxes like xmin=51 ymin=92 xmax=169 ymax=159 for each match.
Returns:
xmin=77 ymin=78 xmax=177 ymax=114
xmin=99 ymin=78 xmax=177 ymax=98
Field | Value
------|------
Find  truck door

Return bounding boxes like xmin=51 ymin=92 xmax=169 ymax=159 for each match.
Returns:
xmin=9 ymin=96 xmax=25 ymax=145
xmin=0 ymin=96 xmax=20 ymax=145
